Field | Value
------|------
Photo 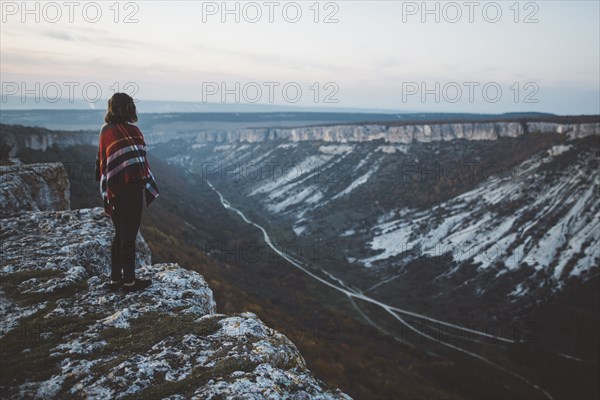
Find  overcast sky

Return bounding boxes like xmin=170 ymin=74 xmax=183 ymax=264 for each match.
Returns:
xmin=1 ymin=1 xmax=599 ymax=114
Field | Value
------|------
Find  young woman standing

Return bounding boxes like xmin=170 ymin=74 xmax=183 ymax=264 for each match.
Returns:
xmin=95 ymin=93 xmax=159 ymax=293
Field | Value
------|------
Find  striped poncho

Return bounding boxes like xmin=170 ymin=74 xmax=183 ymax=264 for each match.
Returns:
xmin=94 ymin=122 xmax=159 ymax=216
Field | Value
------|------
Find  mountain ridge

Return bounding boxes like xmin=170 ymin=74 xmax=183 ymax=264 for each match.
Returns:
xmin=1 ymin=116 xmax=598 ymax=153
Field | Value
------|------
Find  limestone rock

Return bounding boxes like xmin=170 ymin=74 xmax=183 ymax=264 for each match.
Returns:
xmin=0 ymin=206 xmax=349 ymax=399
xmin=0 ymin=163 xmax=350 ymax=399
xmin=0 ymin=163 xmax=70 ymax=217
xmin=0 ymin=126 xmax=97 ymax=157
xmin=192 ymin=122 xmax=598 ymax=144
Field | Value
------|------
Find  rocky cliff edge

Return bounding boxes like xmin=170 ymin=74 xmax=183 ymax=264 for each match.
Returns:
xmin=0 ymin=163 xmax=350 ymax=400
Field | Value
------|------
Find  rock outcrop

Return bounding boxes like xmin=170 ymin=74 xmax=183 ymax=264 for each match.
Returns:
xmin=0 ymin=126 xmax=97 ymax=157
xmin=0 ymin=163 xmax=70 ymax=217
xmin=0 ymin=163 xmax=350 ymax=400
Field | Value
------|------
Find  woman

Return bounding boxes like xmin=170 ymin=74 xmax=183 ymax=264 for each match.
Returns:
xmin=95 ymin=93 xmax=159 ymax=294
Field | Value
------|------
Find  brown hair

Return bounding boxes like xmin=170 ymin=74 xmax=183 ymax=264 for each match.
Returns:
xmin=104 ymin=93 xmax=138 ymax=124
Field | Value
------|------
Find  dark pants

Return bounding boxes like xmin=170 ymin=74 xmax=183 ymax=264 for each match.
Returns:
xmin=110 ymin=181 xmax=144 ymax=283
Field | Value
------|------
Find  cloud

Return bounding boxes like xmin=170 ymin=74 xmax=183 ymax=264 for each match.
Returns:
xmin=35 ymin=26 xmax=163 ymax=51
xmin=191 ymin=43 xmax=360 ymax=76
xmin=41 ymin=30 xmax=74 ymax=41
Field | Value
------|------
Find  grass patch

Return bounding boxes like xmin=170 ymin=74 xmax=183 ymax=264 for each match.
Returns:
xmin=92 ymin=312 xmax=239 ymax=399
xmin=94 ymin=312 xmax=226 ymax=377
xmin=1 ymin=269 xmax=87 ymax=307
xmin=0 ymin=306 xmax=108 ymax=395
xmin=99 ymin=312 xmax=225 ymax=356
xmin=2 ymin=269 xmax=62 ymax=286
xmin=124 ymin=356 xmax=259 ymax=400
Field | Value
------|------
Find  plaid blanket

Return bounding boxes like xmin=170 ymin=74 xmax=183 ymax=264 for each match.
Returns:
xmin=94 ymin=123 xmax=159 ymax=216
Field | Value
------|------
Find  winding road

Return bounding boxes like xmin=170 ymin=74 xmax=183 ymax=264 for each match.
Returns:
xmin=206 ymin=179 xmax=554 ymax=400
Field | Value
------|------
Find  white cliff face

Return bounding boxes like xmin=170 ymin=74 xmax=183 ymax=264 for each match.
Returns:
xmin=527 ymin=122 xmax=600 ymax=139
xmin=0 ymin=164 xmax=350 ymax=400
xmin=2 ymin=120 xmax=597 ymax=150
xmin=0 ymin=128 xmax=97 ymax=157
xmin=190 ymin=122 xmax=599 ymax=144
xmin=0 ymin=163 xmax=71 ymax=217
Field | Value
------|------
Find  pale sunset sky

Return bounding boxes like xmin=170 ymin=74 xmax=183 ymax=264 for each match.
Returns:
xmin=1 ymin=0 xmax=599 ymax=114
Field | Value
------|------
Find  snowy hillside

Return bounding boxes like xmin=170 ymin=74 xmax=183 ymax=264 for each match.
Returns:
xmin=159 ymin=128 xmax=599 ymax=333
xmin=361 ymin=142 xmax=599 ymax=291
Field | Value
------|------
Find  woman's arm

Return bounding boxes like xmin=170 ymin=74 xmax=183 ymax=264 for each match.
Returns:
xmin=94 ymin=128 xmax=104 ymax=182
xmin=94 ymin=147 xmax=101 ymax=182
